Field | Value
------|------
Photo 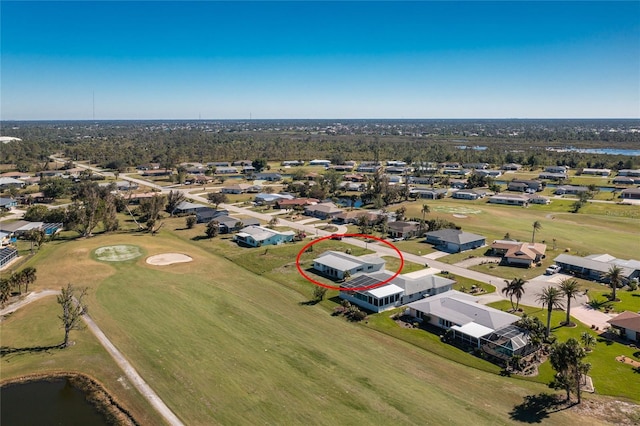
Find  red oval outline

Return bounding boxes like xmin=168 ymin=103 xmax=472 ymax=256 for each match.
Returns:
xmin=295 ymin=234 xmax=404 ymax=291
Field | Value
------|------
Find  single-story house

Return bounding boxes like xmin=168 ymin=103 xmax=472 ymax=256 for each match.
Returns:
xmin=0 ymin=197 xmax=18 ymax=210
xmin=545 ymin=165 xmax=569 ymax=174
xmin=357 ymin=164 xmax=380 ymax=173
xmin=214 ymin=215 xmax=261 ymax=233
xmin=0 ymin=230 xmax=11 ymax=246
xmin=621 ymin=188 xmax=640 ymax=200
xmin=488 ymin=194 xmax=529 ymax=207
xmin=527 ymin=195 xmax=551 ymax=205
xmin=407 ymin=290 xmax=520 ymax=348
xmin=508 ymin=179 xmax=544 ymax=192
xmin=141 ymin=169 xmax=173 ymax=177
xmin=234 ymin=225 xmax=295 ymax=247
xmin=208 ymin=161 xmax=230 ymax=167
xmin=340 ymin=269 xmax=456 ymax=313
xmin=440 ymin=162 xmax=461 ymax=169
xmin=0 ymin=177 xmax=26 ymax=190
xmin=275 ymin=198 xmax=319 ymax=209
xmin=173 ymin=201 xmax=208 ymax=215
xmin=613 ymin=176 xmax=636 ymax=185
xmin=474 ymin=169 xmax=502 ymax=178
xmin=463 ymin=163 xmax=489 ymax=170
xmin=617 ymin=169 xmax=640 ymax=177
xmin=490 ymin=240 xmax=547 ymax=267
xmin=232 ymin=160 xmax=253 ymax=166
xmin=450 ymin=179 xmax=467 ymax=189
xmin=410 ymin=188 xmax=448 ymax=199
xmin=333 ymin=210 xmax=382 ymax=225
xmin=313 ymin=251 xmax=385 ymax=280
xmin=304 ymin=202 xmax=344 ymax=219
xmin=195 ymin=208 xmax=229 ymax=224
xmin=555 ymin=185 xmax=588 ymax=195
xmin=581 ymin=168 xmax=611 ymax=176
xmin=215 ymin=166 xmax=239 ymax=174
xmin=222 ymin=184 xmax=256 ymax=194
xmin=255 ymin=193 xmax=294 ymax=205
xmin=254 ymin=173 xmax=282 ymax=182
xmin=607 ymin=311 xmax=640 ymax=343
xmin=443 ymin=168 xmax=471 ymax=176
xmin=554 ymin=253 xmax=640 ymax=282
xmin=330 ymin=165 xmax=355 ymax=172
xmin=388 ymin=221 xmax=420 ymax=239
xmin=425 ymin=229 xmax=486 ymax=253
xmin=452 ymin=190 xmax=482 ymax=200
xmin=0 ymin=220 xmax=62 ymax=237
xmin=281 ymin=160 xmax=304 ymax=166
xmin=502 ymin=163 xmax=523 ymax=171
xmin=309 ymin=160 xmax=331 ymax=167
xmin=242 ymin=165 xmax=256 ymax=174
xmin=538 ymin=172 xmax=567 ymax=180
xmin=0 ymin=246 xmax=19 ymax=269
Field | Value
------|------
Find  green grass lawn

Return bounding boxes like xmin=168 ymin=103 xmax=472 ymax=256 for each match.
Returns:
xmin=6 ymin=230 xmax=632 ymax=424
xmin=488 ymin=300 xmax=640 ymax=402
xmin=588 ymin=287 xmax=640 ymax=314
xmin=0 ymin=297 xmax=167 ymax=426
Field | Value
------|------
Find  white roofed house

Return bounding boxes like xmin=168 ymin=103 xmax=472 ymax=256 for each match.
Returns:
xmin=304 ymin=202 xmax=344 ymax=219
xmin=313 ymin=251 xmax=385 ymax=280
xmin=407 ymin=290 xmax=520 ymax=349
xmin=234 ymin=225 xmax=295 ymax=247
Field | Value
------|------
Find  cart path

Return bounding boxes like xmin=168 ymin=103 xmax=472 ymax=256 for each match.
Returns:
xmin=1 ymin=290 xmax=184 ymax=426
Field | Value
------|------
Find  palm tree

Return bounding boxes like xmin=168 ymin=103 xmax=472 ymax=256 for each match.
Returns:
xmin=501 ymin=278 xmax=527 ymax=311
xmin=531 ymin=220 xmax=542 ymax=243
xmin=421 ymin=203 xmax=430 ymax=222
xmin=558 ymin=278 xmax=580 ymax=326
xmin=536 ymin=286 xmax=564 ymax=338
xmin=601 ymin=265 xmax=624 ymax=302
xmin=580 ymin=332 xmax=596 ymax=352
xmin=21 ymin=267 xmax=37 ymax=293
xmin=0 ymin=278 xmax=12 ymax=308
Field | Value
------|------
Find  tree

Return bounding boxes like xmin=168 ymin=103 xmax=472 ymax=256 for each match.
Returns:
xmin=531 ymin=220 xmax=542 ymax=243
xmin=312 ymin=286 xmax=328 ymax=302
xmin=549 ymin=338 xmax=591 ymax=404
xmin=205 ymin=220 xmax=219 ymax=238
xmin=536 ymin=286 xmax=564 ymax=338
xmin=342 ymin=270 xmax=351 ymax=282
xmin=421 ymin=203 xmax=430 ymax=222
xmin=558 ymin=278 xmax=581 ymax=326
xmin=601 ymin=265 xmax=624 ymax=302
xmin=268 ymin=217 xmax=279 ymax=228
xmin=186 ymin=215 xmax=196 ymax=229
xmin=515 ymin=315 xmax=546 ymax=346
xmin=501 ymin=278 xmax=527 ymax=311
xmin=252 ymin=158 xmax=268 ymax=172
xmin=57 ymin=284 xmax=88 ymax=348
xmin=23 ymin=205 xmax=49 ymax=221
xmin=25 ymin=228 xmax=46 ymax=252
xmin=395 ymin=206 xmax=406 ymax=221
xmin=580 ymin=332 xmax=596 ymax=352
xmin=356 ymin=214 xmax=370 ymax=235
xmin=21 ymin=267 xmax=37 ymax=293
xmin=0 ymin=278 xmax=12 ymax=308
xmin=166 ymin=190 xmax=186 ymax=216
xmin=207 ymin=192 xmax=228 ymax=209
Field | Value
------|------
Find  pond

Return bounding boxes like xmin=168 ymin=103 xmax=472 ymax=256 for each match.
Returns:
xmin=337 ymin=197 xmax=363 ymax=208
xmin=1 ymin=378 xmax=111 ymax=425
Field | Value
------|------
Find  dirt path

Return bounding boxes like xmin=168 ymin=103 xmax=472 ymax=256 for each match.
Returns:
xmin=1 ymin=290 xmax=184 ymax=426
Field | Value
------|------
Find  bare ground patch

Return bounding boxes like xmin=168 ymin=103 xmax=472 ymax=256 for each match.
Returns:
xmin=146 ymin=253 xmax=193 ymax=266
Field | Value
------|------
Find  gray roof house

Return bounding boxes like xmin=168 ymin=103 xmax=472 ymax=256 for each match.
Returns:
xmin=388 ymin=221 xmax=420 ymax=239
xmin=173 ymin=201 xmax=208 ymax=215
xmin=313 ymin=251 xmax=385 ymax=280
xmin=425 ymin=229 xmax=486 ymax=253
xmin=408 ymin=290 xmax=520 ymax=348
xmin=340 ymin=269 xmax=455 ymax=313
xmin=554 ymin=253 xmax=640 ymax=282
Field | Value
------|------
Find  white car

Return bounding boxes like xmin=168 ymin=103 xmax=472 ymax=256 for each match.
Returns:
xmin=545 ymin=265 xmax=562 ymax=275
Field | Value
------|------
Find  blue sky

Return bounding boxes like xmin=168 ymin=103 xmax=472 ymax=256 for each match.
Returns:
xmin=2 ymin=1 xmax=639 ymax=119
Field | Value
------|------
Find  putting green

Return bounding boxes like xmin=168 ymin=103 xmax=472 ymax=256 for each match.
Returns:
xmin=94 ymin=245 xmax=143 ymax=262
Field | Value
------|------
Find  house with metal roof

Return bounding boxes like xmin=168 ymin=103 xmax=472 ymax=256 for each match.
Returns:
xmin=621 ymin=188 xmax=640 ymax=200
xmin=407 ymin=290 xmax=520 ymax=348
xmin=607 ymin=311 xmax=640 ymax=343
xmin=488 ymin=194 xmax=529 ymax=206
xmin=554 ymin=253 xmax=640 ymax=282
xmin=0 ymin=197 xmax=18 ymax=210
xmin=234 ymin=225 xmax=295 ymax=247
xmin=340 ymin=269 xmax=456 ymax=312
xmin=254 ymin=193 xmax=294 ymax=205
xmin=313 ymin=251 xmax=385 ymax=280
xmin=0 ymin=177 xmax=26 ymax=190
xmin=425 ymin=229 xmax=486 ymax=253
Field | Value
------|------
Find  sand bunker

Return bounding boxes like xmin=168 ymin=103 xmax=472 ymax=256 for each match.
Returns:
xmin=146 ymin=253 xmax=193 ymax=266
xmin=453 ymin=214 xmax=468 ymax=218
xmin=95 ymin=245 xmax=143 ymax=262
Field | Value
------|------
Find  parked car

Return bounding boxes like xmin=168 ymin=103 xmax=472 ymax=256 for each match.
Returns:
xmin=330 ymin=234 xmax=343 ymax=240
xmin=545 ymin=264 xmax=561 ymax=275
